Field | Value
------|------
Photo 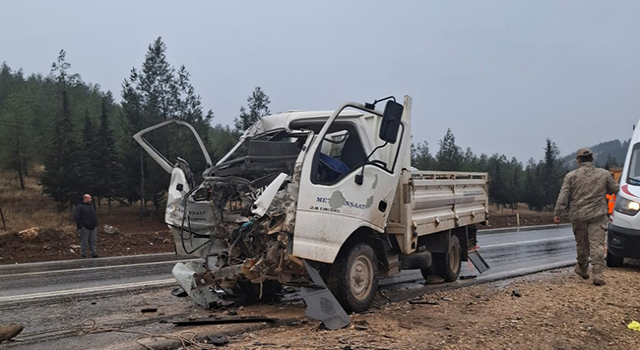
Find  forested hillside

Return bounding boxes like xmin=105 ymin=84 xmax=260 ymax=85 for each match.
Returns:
xmin=560 ymin=139 xmax=629 ymax=170
xmin=1 ymin=37 xmax=617 ymax=219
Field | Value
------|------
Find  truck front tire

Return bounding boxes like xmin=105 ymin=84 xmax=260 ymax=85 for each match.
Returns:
xmin=326 ymin=242 xmax=379 ymax=313
xmin=429 ymin=234 xmax=462 ymax=282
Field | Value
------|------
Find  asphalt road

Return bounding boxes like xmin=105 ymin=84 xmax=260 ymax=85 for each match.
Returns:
xmin=0 ymin=225 xmax=577 ymax=350
xmin=0 ymin=225 xmax=575 ymax=305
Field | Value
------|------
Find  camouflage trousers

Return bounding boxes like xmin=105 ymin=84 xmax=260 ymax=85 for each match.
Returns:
xmin=572 ymin=215 xmax=607 ymax=276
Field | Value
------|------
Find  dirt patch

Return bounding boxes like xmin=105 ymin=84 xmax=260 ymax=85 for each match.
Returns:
xmin=487 ymin=206 xmax=560 ymax=229
xmin=223 ymin=266 xmax=640 ymax=350
xmin=0 ymin=228 xmax=174 ymax=264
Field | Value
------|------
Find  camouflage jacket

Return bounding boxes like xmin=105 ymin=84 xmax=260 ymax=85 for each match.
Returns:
xmin=554 ymin=162 xmax=619 ymax=222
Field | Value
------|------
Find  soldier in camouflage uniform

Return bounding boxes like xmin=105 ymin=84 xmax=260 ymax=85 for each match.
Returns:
xmin=554 ymin=148 xmax=619 ymax=286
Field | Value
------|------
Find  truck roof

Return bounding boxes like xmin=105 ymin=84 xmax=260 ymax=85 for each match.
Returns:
xmin=244 ymin=110 xmax=366 ymax=137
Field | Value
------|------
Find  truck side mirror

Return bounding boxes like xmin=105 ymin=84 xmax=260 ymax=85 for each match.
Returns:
xmin=379 ymin=100 xmax=403 ymax=144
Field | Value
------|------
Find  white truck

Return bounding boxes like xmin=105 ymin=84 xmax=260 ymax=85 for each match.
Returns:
xmin=134 ymin=95 xmax=489 ymax=323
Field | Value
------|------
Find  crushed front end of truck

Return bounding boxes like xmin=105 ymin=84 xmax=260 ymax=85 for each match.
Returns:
xmin=134 ymin=121 xmax=312 ymax=308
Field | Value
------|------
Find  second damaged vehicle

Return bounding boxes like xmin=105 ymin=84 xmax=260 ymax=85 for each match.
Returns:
xmin=134 ymin=95 xmax=490 ymax=325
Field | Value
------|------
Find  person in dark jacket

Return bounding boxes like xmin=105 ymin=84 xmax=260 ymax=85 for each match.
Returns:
xmin=74 ymin=194 xmax=98 ymax=258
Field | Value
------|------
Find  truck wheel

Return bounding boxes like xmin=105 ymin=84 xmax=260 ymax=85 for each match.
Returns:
xmin=606 ymin=251 xmax=624 ymax=267
xmin=232 ymin=280 xmax=282 ymax=300
xmin=432 ymin=235 xmax=462 ymax=282
xmin=326 ymin=242 xmax=379 ymax=313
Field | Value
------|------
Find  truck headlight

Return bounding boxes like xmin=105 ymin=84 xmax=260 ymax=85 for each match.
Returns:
xmin=614 ymin=197 xmax=640 ymax=216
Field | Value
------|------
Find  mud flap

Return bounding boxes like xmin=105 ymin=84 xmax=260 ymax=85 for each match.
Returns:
xmin=172 ymin=262 xmax=221 ymax=308
xmin=301 ymin=260 xmax=351 ymax=330
xmin=468 ymin=250 xmax=490 ymax=274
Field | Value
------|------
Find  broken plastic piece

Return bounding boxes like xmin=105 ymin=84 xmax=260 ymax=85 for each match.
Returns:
xmin=172 ymin=262 xmax=221 ymax=308
xmin=141 ymin=308 xmax=158 ymax=313
xmin=251 ymin=172 xmax=288 ymax=217
xmin=628 ymin=321 xmax=640 ymax=331
xmin=300 ymin=260 xmax=351 ymax=331
xmin=171 ymin=287 xmax=188 ymax=297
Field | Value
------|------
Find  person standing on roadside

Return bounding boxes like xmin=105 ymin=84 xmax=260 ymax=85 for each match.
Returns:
xmin=554 ymin=148 xmax=619 ymax=286
xmin=74 ymin=194 xmax=98 ymax=258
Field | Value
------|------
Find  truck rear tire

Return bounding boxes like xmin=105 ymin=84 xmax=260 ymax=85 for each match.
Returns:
xmin=606 ymin=251 xmax=624 ymax=267
xmin=430 ymin=234 xmax=462 ymax=282
xmin=326 ymin=242 xmax=379 ymax=313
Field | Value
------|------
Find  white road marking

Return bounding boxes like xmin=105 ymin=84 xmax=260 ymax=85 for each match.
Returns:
xmin=0 ymin=259 xmax=198 ymax=278
xmin=0 ymin=279 xmax=176 ymax=302
xmin=481 ymin=236 xmax=573 ymax=249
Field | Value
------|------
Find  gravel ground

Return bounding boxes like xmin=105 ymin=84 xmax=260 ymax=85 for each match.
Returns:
xmin=223 ymin=264 xmax=640 ymax=350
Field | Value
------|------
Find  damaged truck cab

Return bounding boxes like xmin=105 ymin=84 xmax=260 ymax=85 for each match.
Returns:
xmin=134 ymin=95 xmax=490 ymax=313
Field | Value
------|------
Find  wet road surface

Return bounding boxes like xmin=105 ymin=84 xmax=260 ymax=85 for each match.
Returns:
xmin=0 ymin=225 xmax=577 ymax=350
xmin=0 ymin=226 xmax=575 ymax=305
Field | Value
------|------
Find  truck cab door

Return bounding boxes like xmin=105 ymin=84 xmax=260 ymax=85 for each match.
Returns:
xmin=133 ymin=120 xmax=214 ymax=240
xmin=292 ymin=96 xmax=413 ymax=264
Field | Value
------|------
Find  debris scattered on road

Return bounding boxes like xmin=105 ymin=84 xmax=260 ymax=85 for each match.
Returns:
xmin=253 ymin=342 xmax=276 ymax=347
xmin=69 ymin=249 xmax=75 ymax=253
xmin=354 ymin=320 xmax=370 ymax=331
xmin=226 ymin=310 xmax=238 ymax=316
xmin=286 ymin=321 xmax=299 ymax=327
xmin=511 ymin=290 xmax=522 ymax=298
xmin=90 ymin=302 xmax=97 ymax=305
xmin=424 ymin=275 xmax=445 ymax=284
xmin=70 ymin=244 xmax=81 ymax=249
xmin=441 ymin=297 xmax=453 ymax=302
xmin=172 ymin=316 xmax=276 ymax=326
xmin=141 ymin=308 xmax=158 ymax=313
xmin=103 ymin=225 xmax=119 ymax=235
xmin=628 ymin=321 xmax=640 ymax=331
xmin=300 ymin=260 xmax=351 ymax=331
xmin=460 ymin=275 xmax=477 ymax=280
xmin=207 ymin=336 xmax=230 ymax=346
xmin=171 ymin=287 xmax=188 ymax=297
xmin=409 ymin=300 xmax=439 ymax=305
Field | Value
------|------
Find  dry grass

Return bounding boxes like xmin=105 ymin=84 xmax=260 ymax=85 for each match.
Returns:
xmin=0 ymin=171 xmax=166 ymax=234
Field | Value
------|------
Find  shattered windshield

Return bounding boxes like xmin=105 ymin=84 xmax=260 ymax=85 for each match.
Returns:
xmin=210 ymin=129 xmax=307 ymax=181
xmin=628 ymin=143 xmax=640 ymax=185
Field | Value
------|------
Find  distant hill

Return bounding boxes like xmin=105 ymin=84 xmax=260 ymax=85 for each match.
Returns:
xmin=561 ymin=139 xmax=630 ymax=169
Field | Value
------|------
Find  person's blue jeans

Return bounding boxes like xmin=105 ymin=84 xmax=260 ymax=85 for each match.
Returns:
xmin=79 ymin=227 xmax=98 ymax=258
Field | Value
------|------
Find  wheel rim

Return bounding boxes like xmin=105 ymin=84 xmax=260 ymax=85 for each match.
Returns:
xmin=350 ymin=255 xmax=374 ymax=301
xmin=449 ymin=243 xmax=460 ymax=273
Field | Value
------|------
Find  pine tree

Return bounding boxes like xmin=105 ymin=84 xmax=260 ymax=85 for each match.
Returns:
xmin=121 ymin=37 xmax=215 ymax=213
xmin=77 ymin=111 xmax=98 ymax=197
xmin=41 ymin=50 xmax=81 ymax=210
xmin=411 ymin=141 xmax=435 ymax=170
xmin=435 ymin=128 xmax=463 ymax=171
xmin=542 ymin=139 xmax=562 ymax=208
xmin=0 ymin=92 xmax=29 ymax=190
xmin=235 ymin=87 xmax=271 ymax=132
xmin=94 ymin=95 xmax=123 ymax=213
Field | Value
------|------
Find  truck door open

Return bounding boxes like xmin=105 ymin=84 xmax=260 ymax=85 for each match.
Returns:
xmin=133 ymin=120 xmax=215 ymax=256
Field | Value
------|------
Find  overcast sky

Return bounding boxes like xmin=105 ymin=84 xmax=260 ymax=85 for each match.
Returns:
xmin=2 ymin=0 xmax=640 ymax=161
